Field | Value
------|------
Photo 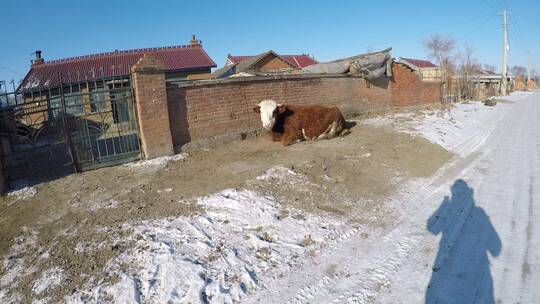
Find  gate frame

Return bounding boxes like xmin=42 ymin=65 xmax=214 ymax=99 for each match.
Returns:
xmin=0 ymin=74 xmax=143 ymax=185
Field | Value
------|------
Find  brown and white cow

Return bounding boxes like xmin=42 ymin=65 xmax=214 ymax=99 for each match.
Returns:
xmin=253 ymin=100 xmax=350 ymax=146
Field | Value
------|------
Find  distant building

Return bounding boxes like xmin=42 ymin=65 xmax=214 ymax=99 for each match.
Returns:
xmin=396 ymin=57 xmax=442 ymax=82
xmin=451 ymin=68 xmax=508 ymax=100
xmin=213 ymin=51 xmax=317 ymax=78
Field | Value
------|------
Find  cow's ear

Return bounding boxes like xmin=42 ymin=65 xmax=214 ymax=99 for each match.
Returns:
xmin=277 ymin=105 xmax=287 ymax=114
xmin=253 ymin=106 xmax=260 ymax=113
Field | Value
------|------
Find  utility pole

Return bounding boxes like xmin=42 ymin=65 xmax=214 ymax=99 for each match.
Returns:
xmin=527 ymin=51 xmax=532 ymax=83
xmin=499 ymin=10 xmax=509 ymax=95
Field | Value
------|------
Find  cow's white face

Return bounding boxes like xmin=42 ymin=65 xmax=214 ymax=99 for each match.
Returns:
xmin=256 ymin=100 xmax=278 ymax=130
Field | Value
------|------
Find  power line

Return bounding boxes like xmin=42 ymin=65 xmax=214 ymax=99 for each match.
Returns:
xmin=500 ymin=0 xmax=527 ymax=47
xmin=513 ymin=12 xmax=540 ymax=24
xmin=455 ymin=14 xmax=497 ymax=42
xmin=433 ymin=13 xmax=497 ymax=31
xmin=481 ymin=0 xmax=502 ymax=11
xmin=493 ymin=0 xmax=510 ymax=9
xmin=419 ymin=12 xmax=497 ymax=39
xmin=511 ymin=15 xmax=529 ymax=48
xmin=0 ymin=65 xmax=23 ymax=76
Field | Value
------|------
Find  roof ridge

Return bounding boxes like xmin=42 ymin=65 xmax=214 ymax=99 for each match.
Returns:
xmin=401 ymin=57 xmax=432 ymax=62
xmin=42 ymin=45 xmax=199 ymax=66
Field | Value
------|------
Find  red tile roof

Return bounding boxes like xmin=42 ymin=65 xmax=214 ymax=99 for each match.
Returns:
xmin=400 ymin=58 xmax=438 ymax=68
xmin=227 ymin=53 xmax=318 ymax=69
xmin=20 ymin=45 xmax=216 ymax=91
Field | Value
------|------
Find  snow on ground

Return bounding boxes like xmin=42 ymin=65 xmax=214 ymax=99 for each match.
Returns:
xmin=32 ymin=268 xmax=64 ymax=295
xmin=66 ymin=167 xmax=356 ymax=304
xmin=124 ymin=152 xmax=188 ymax=169
xmin=86 ymin=199 xmax=120 ymax=211
xmin=365 ymin=91 xmax=533 ymax=156
xmin=0 ymin=229 xmax=39 ymax=302
xmin=241 ymin=91 xmax=540 ymax=303
xmin=6 ymin=186 xmax=37 ymax=203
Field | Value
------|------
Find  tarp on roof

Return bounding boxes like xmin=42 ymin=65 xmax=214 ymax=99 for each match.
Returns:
xmin=301 ymin=48 xmax=392 ymax=80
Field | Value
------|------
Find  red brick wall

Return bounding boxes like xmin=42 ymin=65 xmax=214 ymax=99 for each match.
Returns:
xmin=167 ymin=75 xmax=391 ymax=147
xmin=421 ymin=82 xmax=442 ymax=103
xmin=165 ymin=64 xmax=441 ymax=148
xmin=390 ymin=63 xmax=441 ymax=106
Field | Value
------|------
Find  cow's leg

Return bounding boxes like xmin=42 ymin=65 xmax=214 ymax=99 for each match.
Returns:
xmin=317 ymin=122 xmax=336 ymax=140
xmin=281 ymin=131 xmax=301 ymax=146
xmin=267 ymin=131 xmax=282 ymax=142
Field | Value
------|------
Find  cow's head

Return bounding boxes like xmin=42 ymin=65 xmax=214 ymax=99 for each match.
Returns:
xmin=253 ymin=100 xmax=286 ymax=130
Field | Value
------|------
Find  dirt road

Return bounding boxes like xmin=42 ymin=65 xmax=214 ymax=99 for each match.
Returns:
xmin=243 ymin=92 xmax=539 ymax=303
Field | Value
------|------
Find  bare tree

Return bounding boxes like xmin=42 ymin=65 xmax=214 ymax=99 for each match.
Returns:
xmin=422 ymin=34 xmax=456 ymax=75
xmin=456 ymin=44 xmax=481 ymax=100
xmin=458 ymin=44 xmax=480 ymax=76
xmin=510 ymin=65 xmax=527 ymax=77
xmin=423 ymin=34 xmax=456 ymax=97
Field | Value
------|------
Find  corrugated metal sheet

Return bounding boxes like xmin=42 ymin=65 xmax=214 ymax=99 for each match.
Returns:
xmin=19 ymin=45 xmax=216 ymax=91
xmin=227 ymin=54 xmax=318 ymax=69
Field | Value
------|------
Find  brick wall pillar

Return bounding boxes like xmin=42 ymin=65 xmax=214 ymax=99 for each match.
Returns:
xmin=131 ymin=55 xmax=174 ymax=159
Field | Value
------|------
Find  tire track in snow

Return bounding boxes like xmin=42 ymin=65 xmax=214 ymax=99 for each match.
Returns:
xmin=248 ymin=167 xmax=456 ymax=304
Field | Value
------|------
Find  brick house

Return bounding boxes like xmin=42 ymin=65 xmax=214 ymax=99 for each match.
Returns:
xmin=397 ymin=57 xmax=442 ymax=82
xmin=16 ymin=36 xmax=216 ymax=124
xmin=212 ymin=51 xmax=318 ymax=78
xmin=19 ymin=35 xmax=216 ymax=92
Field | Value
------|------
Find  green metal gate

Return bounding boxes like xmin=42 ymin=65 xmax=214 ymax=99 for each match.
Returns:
xmin=0 ymin=76 xmax=141 ymax=184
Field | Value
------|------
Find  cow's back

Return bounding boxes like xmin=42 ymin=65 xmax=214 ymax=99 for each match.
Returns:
xmin=283 ymin=105 xmax=344 ymax=139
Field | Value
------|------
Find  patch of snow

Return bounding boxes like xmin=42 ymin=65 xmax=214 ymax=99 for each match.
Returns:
xmin=7 ymin=186 xmax=37 ymax=202
xmin=0 ymin=230 xmax=39 ymax=302
xmin=156 ymin=188 xmax=173 ymax=193
xmin=124 ymin=153 xmax=188 ymax=169
xmin=255 ymin=166 xmax=302 ymax=181
xmin=68 ymin=184 xmax=353 ymax=303
xmin=32 ymin=267 xmax=64 ymax=295
xmin=87 ymin=199 xmax=119 ymax=211
xmin=74 ymin=242 xmax=86 ymax=253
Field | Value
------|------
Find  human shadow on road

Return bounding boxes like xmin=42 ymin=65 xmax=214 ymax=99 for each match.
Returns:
xmin=425 ymin=179 xmax=502 ymax=304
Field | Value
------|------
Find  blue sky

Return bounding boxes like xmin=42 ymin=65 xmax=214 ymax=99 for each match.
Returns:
xmin=0 ymin=0 xmax=539 ymax=84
